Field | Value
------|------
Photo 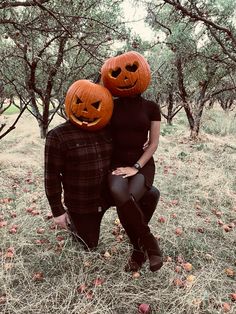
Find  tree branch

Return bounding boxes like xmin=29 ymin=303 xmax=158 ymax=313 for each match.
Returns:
xmin=32 ymin=0 xmax=104 ymax=63
xmin=163 ymin=0 xmax=236 ymax=45
xmin=0 ymin=0 xmax=49 ymax=9
xmin=0 ymin=100 xmax=28 ymax=140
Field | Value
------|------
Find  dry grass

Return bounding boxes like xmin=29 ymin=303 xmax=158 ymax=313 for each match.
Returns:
xmin=0 ymin=108 xmax=236 ymax=314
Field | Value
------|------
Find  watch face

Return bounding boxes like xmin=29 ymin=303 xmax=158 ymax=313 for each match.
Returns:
xmin=134 ymin=163 xmax=141 ymax=170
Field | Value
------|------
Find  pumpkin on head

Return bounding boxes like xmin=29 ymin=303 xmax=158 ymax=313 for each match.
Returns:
xmin=101 ymin=51 xmax=151 ymax=97
xmin=65 ymin=80 xmax=113 ymax=131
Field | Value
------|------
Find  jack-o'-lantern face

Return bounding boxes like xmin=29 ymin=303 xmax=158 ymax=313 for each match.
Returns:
xmin=101 ymin=51 xmax=151 ymax=97
xmin=65 ymin=80 xmax=113 ymax=131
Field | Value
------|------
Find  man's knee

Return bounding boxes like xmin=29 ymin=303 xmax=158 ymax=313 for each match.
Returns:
xmin=71 ymin=231 xmax=99 ymax=250
xmin=68 ymin=212 xmax=101 ymax=250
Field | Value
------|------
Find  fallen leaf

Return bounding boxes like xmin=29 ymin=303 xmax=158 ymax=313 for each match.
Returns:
xmin=93 ymin=277 xmax=104 ymax=286
xmin=225 ymin=268 xmax=235 ymax=277
xmin=173 ymin=278 xmax=185 ymax=288
xmin=77 ymin=284 xmax=87 ymax=293
xmin=182 ymin=262 xmax=193 ymax=272
xmin=36 ymin=228 xmax=45 ymax=234
xmin=0 ymin=221 xmax=8 ymax=228
xmin=186 ymin=275 xmax=196 ymax=283
xmin=175 ymin=227 xmax=183 ymax=236
xmin=175 ymin=266 xmax=182 ymax=273
xmin=158 ymin=216 xmax=166 ymax=223
xmin=0 ymin=295 xmax=7 ymax=304
xmin=222 ymin=302 xmax=231 ymax=313
xmin=229 ymin=293 xmax=236 ymax=301
xmin=32 ymin=272 xmax=44 ymax=281
xmin=138 ymin=303 xmax=151 ymax=313
xmin=132 ymin=272 xmax=141 ymax=279
xmin=103 ymin=251 xmax=111 ymax=259
xmin=4 ymin=263 xmax=13 ymax=271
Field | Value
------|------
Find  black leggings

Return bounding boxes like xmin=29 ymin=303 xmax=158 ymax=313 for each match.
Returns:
xmin=108 ymin=173 xmax=147 ymax=206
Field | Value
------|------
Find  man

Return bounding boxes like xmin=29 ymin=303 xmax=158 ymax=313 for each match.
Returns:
xmin=44 ymin=79 xmax=160 ymax=272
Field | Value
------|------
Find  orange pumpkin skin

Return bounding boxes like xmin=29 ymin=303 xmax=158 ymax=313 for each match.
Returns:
xmin=65 ymin=80 xmax=113 ymax=131
xmin=101 ymin=51 xmax=151 ymax=97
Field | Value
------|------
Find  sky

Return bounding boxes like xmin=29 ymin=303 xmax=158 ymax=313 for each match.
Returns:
xmin=121 ymin=0 xmax=155 ymax=41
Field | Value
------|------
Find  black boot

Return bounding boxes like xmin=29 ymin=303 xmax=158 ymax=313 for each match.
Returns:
xmin=125 ymin=187 xmax=160 ymax=272
xmin=117 ymin=194 xmax=163 ymax=272
xmin=139 ymin=233 xmax=163 ymax=272
xmin=139 ymin=186 xmax=160 ymax=224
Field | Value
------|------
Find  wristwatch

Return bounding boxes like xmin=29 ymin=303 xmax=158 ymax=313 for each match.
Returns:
xmin=133 ymin=162 xmax=141 ymax=171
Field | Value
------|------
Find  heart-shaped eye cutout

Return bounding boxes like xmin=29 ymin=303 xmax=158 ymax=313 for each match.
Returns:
xmin=111 ymin=67 xmax=121 ymax=78
xmin=125 ymin=62 xmax=138 ymax=72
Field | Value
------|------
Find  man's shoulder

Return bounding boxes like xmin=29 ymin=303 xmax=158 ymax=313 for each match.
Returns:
xmin=47 ymin=121 xmax=72 ymax=135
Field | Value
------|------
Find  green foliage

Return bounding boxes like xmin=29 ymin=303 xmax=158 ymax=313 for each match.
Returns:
xmin=202 ymin=107 xmax=236 ymax=136
xmin=177 ymin=151 xmax=188 ymax=160
xmin=160 ymin=124 xmax=178 ymax=136
xmin=4 ymin=104 xmax=19 ymax=115
xmin=143 ymin=0 xmax=236 ymax=138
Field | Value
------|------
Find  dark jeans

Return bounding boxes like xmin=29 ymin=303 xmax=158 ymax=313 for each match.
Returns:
xmin=68 ymin=210 xmax=104 ymax=249
xmin=67 ymin=185 xmax=160 ymax=250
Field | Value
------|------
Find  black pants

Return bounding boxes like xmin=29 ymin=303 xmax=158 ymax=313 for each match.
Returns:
xmin=108 ymin=173 xmax=147 ymax=206
xmin=108 ymin=173 xmax=152 ymax=249
xmin=69 ymin=210 xmax=104 ymax=249
xmin=68 ymin=183 xmax=159 ymax=250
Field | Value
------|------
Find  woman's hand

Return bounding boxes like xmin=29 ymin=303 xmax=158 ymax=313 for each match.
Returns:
xmin=112 ymin=166 xmax=138 ymax=178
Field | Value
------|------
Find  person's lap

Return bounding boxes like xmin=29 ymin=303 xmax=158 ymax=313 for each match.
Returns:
xmin=108 ymin=173 xmax=147 ymax=206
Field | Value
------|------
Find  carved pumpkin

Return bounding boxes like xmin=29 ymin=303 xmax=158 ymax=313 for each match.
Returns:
xmin=101 ymin=51 xmax=151 ymax=97
xmin=65 ymin=80 xmax=113 ymax=131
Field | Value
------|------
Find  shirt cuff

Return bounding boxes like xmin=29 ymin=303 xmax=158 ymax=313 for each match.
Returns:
xmin=50 ymin=204 xmax=66 ymax=217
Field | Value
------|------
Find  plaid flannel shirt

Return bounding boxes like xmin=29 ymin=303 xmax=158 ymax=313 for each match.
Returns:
xmin=44 ymin=121 xmax=113 ymax=217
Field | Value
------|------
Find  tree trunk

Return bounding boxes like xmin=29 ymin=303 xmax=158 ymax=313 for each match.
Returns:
xmin=39 ymin=121 xmax=48 ymax=139
xmin=183 ymin=104 xmax=195 ymax=130
xmin=175 ymin=56 xmax=195 ymax=131
xmin=167 ymin=91 xmax=173 ymax=125
xmin=190 ymin=102 xmax=205 ymax=139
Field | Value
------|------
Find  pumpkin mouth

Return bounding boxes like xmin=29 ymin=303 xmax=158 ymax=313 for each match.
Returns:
xmin=73 ymin=115 xmax=99 ymax=123
xmin=118 ymin=80 xmax=137 ymax=90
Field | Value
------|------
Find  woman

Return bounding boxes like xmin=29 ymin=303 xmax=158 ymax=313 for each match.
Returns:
xmin=108 ymin=94 xmax=163 ymax=272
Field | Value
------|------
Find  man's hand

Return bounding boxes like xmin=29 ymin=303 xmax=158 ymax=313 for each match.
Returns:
xmin=53 ymin=212 xmax=70 ymax=229
xmin=143 ymin=139 xmax=150 ymax=150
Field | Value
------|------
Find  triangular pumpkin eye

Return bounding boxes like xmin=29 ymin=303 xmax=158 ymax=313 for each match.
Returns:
xmin=111 ymin=68 xmax=121 ymax=78
xmin=76 ymin=97 xmax=83 ymax=104
xmin=126 ymin=63 xmax=138 ymax=72
xmin=91 ymin=101 xmax=100 ymax=109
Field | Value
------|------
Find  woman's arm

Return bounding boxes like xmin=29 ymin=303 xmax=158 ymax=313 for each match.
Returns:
xmin=112 ymin=121 xmax=161 ymax=178
xmin=137 ymin=120 xmax=160 ymax=167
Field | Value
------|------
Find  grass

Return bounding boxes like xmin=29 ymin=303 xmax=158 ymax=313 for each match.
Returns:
xmin=0 ymin=108 xmax=236 ymax=314
xmin=4 ymin=105 xmax=20 ymax=115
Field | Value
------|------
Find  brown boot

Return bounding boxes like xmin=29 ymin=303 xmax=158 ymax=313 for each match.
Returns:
xmin=140 ymin=233 xmax=163 ymax=272
xmin=125 ymin=249 xmax=147 ymax=272
xmin=125 ymin=187 xmax=160 ymax=272
xmin=117 ymin=195 xmax=163 ymax=272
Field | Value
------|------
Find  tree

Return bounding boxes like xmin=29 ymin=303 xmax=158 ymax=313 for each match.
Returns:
xmin=142 ymin=0 xmax=236 ymax=138
xmin=0 ymin=0 xmax=128 ymax=138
